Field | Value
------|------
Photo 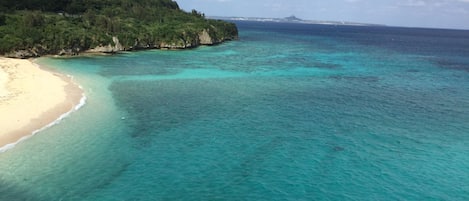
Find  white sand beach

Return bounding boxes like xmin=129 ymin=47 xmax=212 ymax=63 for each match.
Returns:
xmin=0 ymin=57 xmax=83 ymax=150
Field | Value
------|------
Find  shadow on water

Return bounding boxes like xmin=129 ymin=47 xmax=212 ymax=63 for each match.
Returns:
xmin=0 ymin=180 xmax=39 ymax=201
xmin=90 ymin=163 xmax=132 ymax=191
xmin=310 ymin=61 xmax=342 ymax=69
xmin=329 ymin=75 xmax=380 ymax=83
xmin=432 ymin=58 xmax=469 ymax=72
xmin=222 ymin=136 xmax=284 ymax=188
xmin=109 ymin=79 xmax=243 ymax=146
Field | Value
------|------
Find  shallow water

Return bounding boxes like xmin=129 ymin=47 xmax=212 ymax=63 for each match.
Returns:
xmin=1 ymin=21 xmax=468 ymax=200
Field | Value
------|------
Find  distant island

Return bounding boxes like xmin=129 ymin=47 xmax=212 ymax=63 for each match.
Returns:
xmin=210 ymin=15 xmax=385 ymax=27
xmin=0 ymin=0 xmax=239 ymax=58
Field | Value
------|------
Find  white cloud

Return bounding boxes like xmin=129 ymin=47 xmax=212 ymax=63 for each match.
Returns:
xmin=398 ymin=0 xmax=469 ymax=6
xmin=398 ymin=0 xmax=427 ymax=7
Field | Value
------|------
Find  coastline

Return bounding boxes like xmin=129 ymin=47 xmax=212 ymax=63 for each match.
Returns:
xmin=0 ymin=57 xmax=85 ymax=152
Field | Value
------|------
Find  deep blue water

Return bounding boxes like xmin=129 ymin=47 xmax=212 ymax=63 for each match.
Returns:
xmin=1 ymin=21 xmax=469 ymax=200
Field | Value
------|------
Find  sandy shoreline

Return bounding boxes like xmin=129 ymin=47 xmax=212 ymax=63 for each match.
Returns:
xmin=0 ymin=57 xmax=84 ymax=151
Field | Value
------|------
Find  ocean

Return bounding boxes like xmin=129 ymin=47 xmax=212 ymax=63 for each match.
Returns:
xmin=1 ymin=21 xmax=468 ymax=200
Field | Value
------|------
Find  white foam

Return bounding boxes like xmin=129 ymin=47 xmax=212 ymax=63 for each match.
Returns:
xmin=0 ymin=91 xmax=87 ymax=153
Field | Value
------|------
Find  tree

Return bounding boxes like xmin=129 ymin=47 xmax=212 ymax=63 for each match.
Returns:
xmin=23 ymin=11 xmax=45 ymax=27
xmin=0 ymin=0 xmax=238 ymax=55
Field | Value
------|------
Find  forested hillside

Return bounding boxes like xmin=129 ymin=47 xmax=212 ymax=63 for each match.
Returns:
xmin=0 ymin=0 xmax=238 ymax=57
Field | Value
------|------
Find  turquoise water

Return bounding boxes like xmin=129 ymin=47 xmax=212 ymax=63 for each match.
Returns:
xmin=1 ymin=22 xmax=469 ymax=200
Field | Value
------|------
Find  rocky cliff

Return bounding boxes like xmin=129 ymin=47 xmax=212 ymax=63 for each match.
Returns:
xmin=86 ymin=37 xmax=124 ymax=53
xmin=4 ymin=28 xmax=238 ymax=58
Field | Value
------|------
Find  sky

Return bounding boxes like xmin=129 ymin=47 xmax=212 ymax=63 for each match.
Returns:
xmin=176 ymin=0 xmax=469 ymax=30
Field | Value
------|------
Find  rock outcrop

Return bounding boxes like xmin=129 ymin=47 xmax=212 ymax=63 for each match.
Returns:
xmin=4 ymin=50 xmax=38 ymax=59
xmin=86 ymin=37 xmax=124 ymax=53
xmin=4 ymin=46 xmax=49 ymax=58
xmin=198 ymin=29 xmax=216 ymax=45
xmin=58 ymin=47 xmax=81 ymax=56
xmin=4 ymin=29 xmax=238 ymax=58
xmin=198 ymin=28 xmax=238 ymax=45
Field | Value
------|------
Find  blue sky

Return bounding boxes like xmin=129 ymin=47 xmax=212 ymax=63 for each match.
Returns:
xmin=176 ymin=0 xmax=469 ymax=29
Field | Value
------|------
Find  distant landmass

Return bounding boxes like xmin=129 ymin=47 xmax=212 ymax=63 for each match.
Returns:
xmin=210 ymin=15 xmax=386 ymax=27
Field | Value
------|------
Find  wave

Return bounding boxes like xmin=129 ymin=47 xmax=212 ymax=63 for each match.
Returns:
xmin=0 ymin=79 xmax=87 ymax=153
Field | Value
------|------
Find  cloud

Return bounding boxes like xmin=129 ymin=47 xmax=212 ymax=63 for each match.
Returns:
xmin=398 ymin=0 xmax=427 ymax=7
xmin=397 ymin=0 xmax=469 ymax=7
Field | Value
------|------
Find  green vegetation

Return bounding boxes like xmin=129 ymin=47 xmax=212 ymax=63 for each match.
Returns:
xmin=0 ymin=0 xmax=238 ymax=57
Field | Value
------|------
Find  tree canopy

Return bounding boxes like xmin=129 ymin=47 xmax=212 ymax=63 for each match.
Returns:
xmin=0 ymin=0 xmax=238 ymax=56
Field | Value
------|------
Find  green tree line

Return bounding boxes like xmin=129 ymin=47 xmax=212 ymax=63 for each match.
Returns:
xmin=0 ymin=0 xmax=238 ymax=55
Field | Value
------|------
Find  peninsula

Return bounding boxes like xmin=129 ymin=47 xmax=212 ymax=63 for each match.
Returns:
xmin=211 ymin=15 xmax=385 ymax=27
xmin=0 ymin=0 xmax=239 ymax=58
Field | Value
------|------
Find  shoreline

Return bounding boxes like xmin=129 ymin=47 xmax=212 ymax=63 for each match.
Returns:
xmin=0 ymin=57 xmax=85 ymax=152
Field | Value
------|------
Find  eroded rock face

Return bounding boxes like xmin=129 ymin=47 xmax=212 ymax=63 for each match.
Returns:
xmin=4 ymin=50 xmax=37 ymax=59
xmin=4 ymin=28 xmax=238 ymax=58
xmin=198 ymin=29 xmax=215 ymax=45
xmin=113 ymin=36 xmax=123 ymax=51
xmin=198 ymin=28 xmax=238 ymax=46
xmin=57 ymin=46 xmax=81 ymax=56
xmin=86 ymin=45 xmax=116 ymax=53
xmin=87 ymin=37 xmax=124 ymax=53
xmin=159 ymin=42 xmax=188 ymax=49
xmin=4 ymin=46 xmax=49 ymax=58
